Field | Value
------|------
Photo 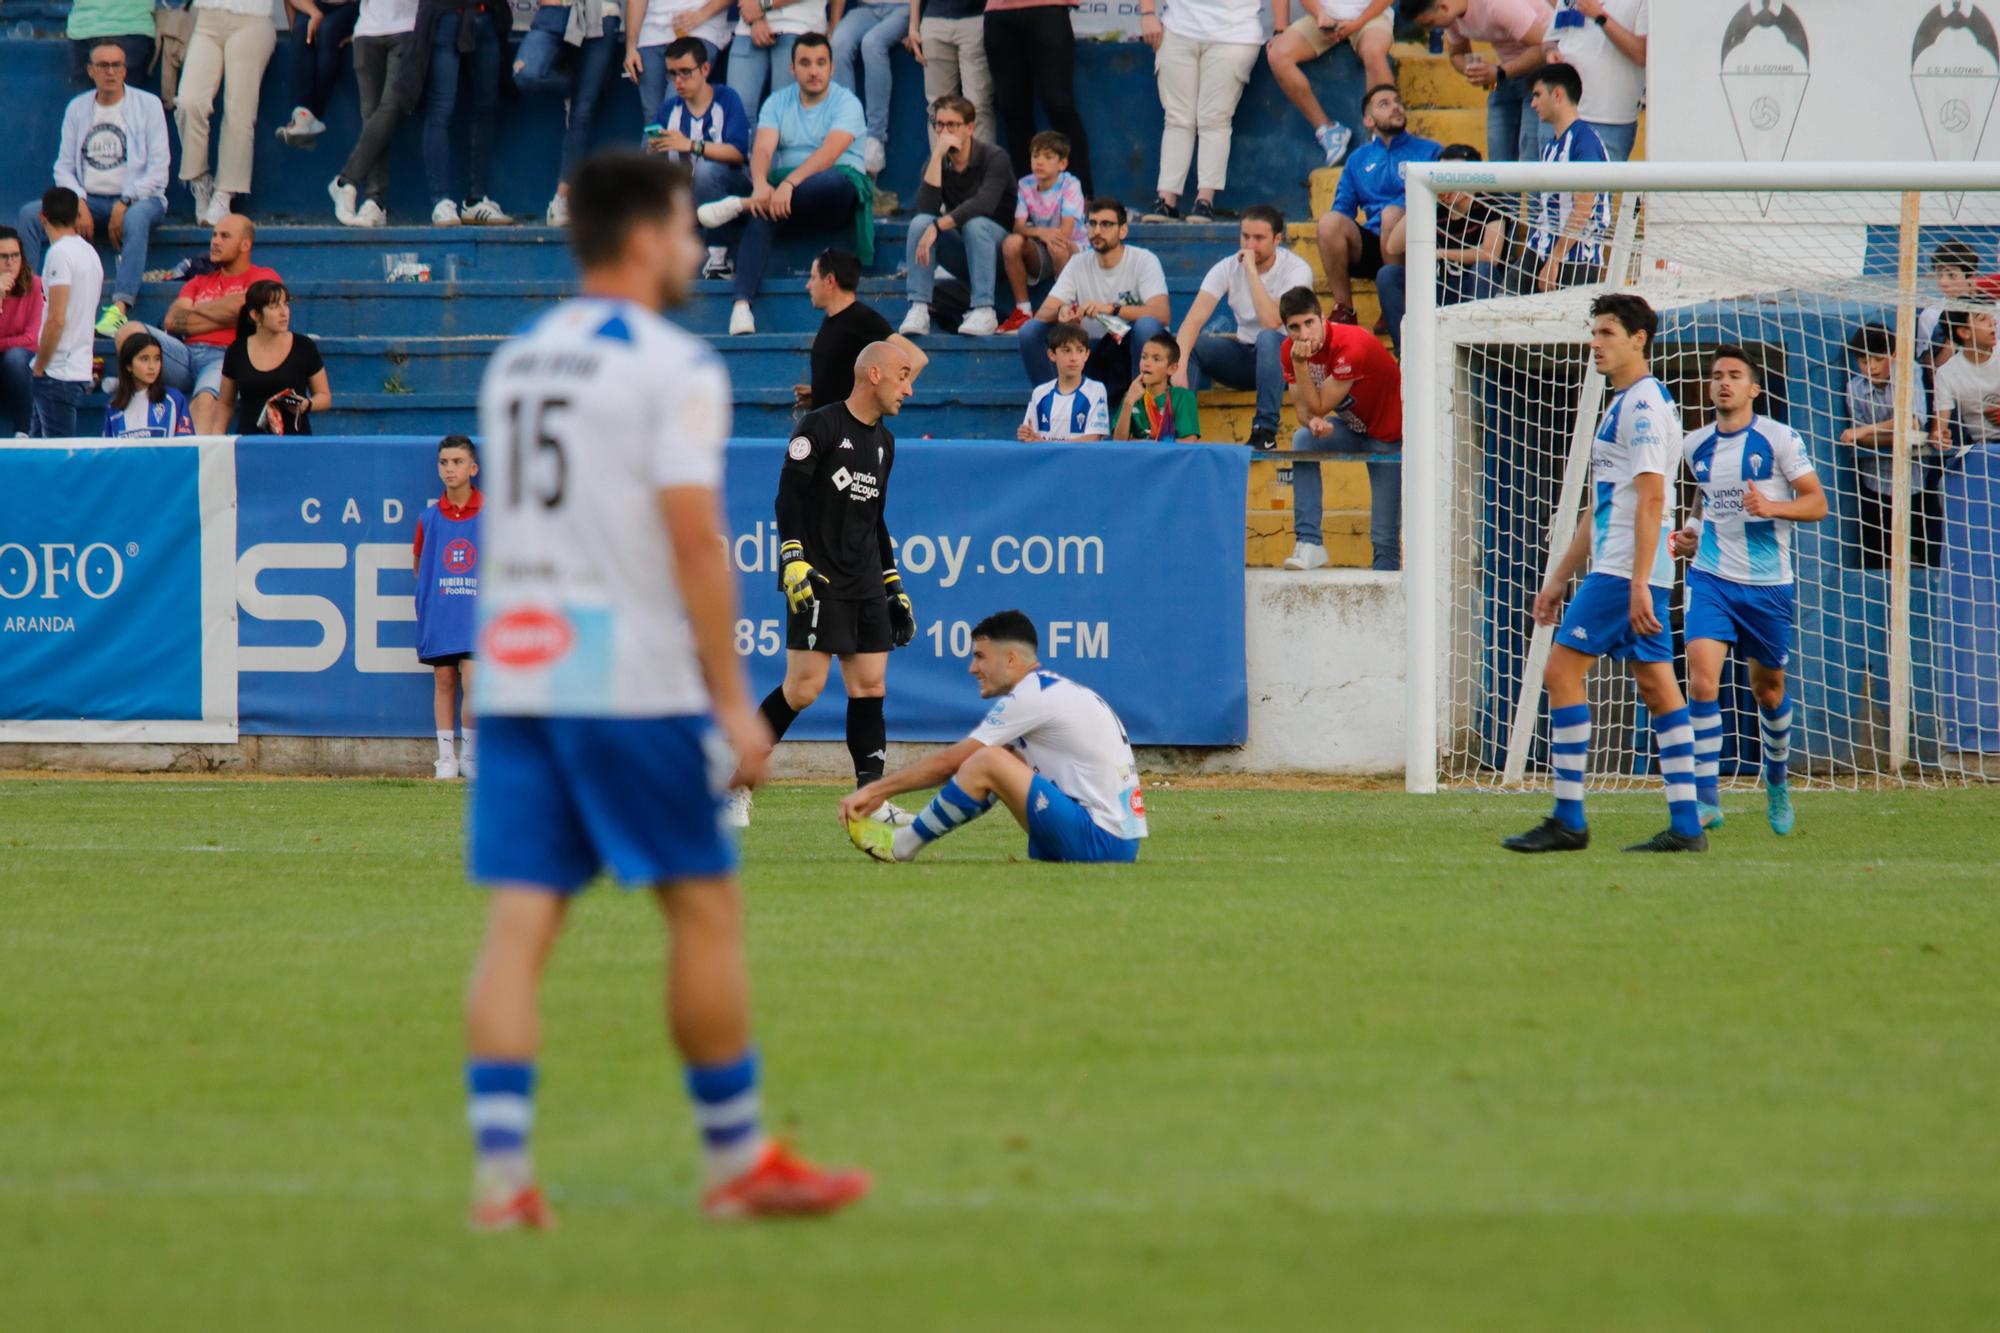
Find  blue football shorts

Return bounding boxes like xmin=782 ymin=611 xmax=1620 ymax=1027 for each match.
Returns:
xmin=1555 ymin=572 xmax=1674 ymax=663
xmin=469 ymin=714 xmax=737 ymax=894
xmin=1684 ymin=567 xmax=1794 ymax=669
xmin=1024 ymin=775 xmax=1142 ymax=864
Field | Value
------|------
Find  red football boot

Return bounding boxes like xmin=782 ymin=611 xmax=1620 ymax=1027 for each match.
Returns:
xmin=469 ymin=1184 xmax=556 ymax=1232
xmin=701 ymin=1143 xmax=871 ymax=1220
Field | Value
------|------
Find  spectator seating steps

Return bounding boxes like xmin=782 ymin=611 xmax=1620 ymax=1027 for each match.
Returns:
xmin=1392 ymin=43 xmax=1493 ymax=112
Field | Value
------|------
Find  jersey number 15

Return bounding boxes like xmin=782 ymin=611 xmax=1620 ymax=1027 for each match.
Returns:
xmin=500 ymin=395 xmax=570 ymax=509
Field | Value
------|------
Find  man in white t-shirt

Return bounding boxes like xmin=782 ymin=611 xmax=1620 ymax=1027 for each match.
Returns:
xmin=1545 ymin=0 xmax=1647 ymax=161
xmin=841 ymin=609 xmax=1148 ymax=864
xmin=29 ymin=188 xmax=105 ymax=439
xmin=1018 ymin=197 xmax=1171 ymax=405
xmin=1172 ymin=204 xmax=1312 ymax=449
xmin=1138 ymin=0 xmax=1269 ymax=221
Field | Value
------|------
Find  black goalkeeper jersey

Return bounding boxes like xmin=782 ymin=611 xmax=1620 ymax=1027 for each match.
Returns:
xmin=776 ymin=402 xmax=897 ymax=601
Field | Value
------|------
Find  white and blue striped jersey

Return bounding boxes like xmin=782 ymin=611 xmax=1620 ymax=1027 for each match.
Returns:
xmin=1589 ymin=374 xmax=1681 ymax=589
xmin=1681 ymin=414 xmax=1816 ymax=586
xmin=1024 ymin=377 xmax=1110 ymax=440
xmin=1531 ymin=120 xmax=1611 ymax=264
xmin=968 ymin=669 xmax=1148 ymax=840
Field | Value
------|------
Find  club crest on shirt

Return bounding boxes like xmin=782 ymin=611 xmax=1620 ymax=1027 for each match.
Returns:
xmin=443 ymin=537 xmax=478 ymax=575
xmin=788 ymin=436 xmax=812 ymax=460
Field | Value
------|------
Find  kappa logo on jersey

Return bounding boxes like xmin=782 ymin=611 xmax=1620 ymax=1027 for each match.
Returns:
xmin=485 ymin=606 xmax=574 ymax=668
xmin=788 ymin=436 xmax=813 ymax=461
xmin=443 ymin=538 xmax=477 ymax=575
xmin=838 ymin=438 xmax=855 ymax=451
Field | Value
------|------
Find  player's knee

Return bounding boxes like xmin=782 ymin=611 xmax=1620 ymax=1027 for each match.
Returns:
xmin=660 ymin=876 xmax=743 ymax=935
xmin=1002 ymin=233 xmax=1023 ymax=256
xmin=783 ymin=673 xmax=826 ymax=708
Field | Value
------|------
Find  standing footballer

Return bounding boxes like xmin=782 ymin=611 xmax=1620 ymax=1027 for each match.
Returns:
xmin=737 ymin=338 xmax=930 ymax=825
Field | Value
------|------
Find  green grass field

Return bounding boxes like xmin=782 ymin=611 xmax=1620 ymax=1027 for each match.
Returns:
xmin=4 ymin=776 xmax=1998 ymax=1332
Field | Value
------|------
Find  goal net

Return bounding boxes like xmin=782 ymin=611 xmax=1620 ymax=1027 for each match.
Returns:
xmin=1400 ymin=162 xmax=2000 ymax=794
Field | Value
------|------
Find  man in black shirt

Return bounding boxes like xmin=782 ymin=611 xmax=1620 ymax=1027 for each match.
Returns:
xmin=794 ymin=248 xmax=902 ymax=412
xmin=746 ymin=338 xmax=930 ymax=826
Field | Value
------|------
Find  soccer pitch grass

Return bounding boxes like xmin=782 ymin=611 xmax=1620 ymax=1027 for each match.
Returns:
xmin=4 ymin=777 xmax=1998 ymax=1332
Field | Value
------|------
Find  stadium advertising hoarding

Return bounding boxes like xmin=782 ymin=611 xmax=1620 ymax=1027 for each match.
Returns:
xmin=231 ymin=437 xmax=1249 ymax=744
xmin=0 ymin=439 xmax=238 ymax=742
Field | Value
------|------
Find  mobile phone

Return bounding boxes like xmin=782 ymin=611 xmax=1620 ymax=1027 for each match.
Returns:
xmin=644 ymin=123 xmax=666 ymax=141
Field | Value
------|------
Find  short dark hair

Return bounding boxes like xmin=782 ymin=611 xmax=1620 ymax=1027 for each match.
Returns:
xmin=1240 ymin=203 xmax=1285 ymax=236
xmin=1533 ymin=63 xmax=1584 ymax=105
xmin=234 ymin=278 xmax=291 ymax=341
xmin=1933 ymin=239 xmax=1980 ymax=274
xmin=568 ymin=151 xmax=691 ymax=269
xmin=793 ymin=30 xmax=832 ymax=58
xmin=1029 ymin=130 xmax=1070 ymax=160
xmin=663 ymin=36 xmax=710 ymax=67
xmin=1439 ymin=143 xmax=1483 ymax=163
xmin=1086 ymin=197 xmax=1128 ymax=225
xmin=1397 ymin=0 xmax=1448 ymax=21
xmin=1360 ymin=82 xmax=1401 ymax=119
xmin=813 ymin=247 xmax=861 ymax=292
xmin=1710 ymin=344 xmax=1762 ymax=384
xmin=1943 ymin=303 xmax=1992 ymax=344
xmin=931 ymin=93 xmax=976 ymax=125
xmin=972 ymin=609 xmax=1038 ymax=653
xmin=1278 ymin=286 xmax=1322 ymax=322
xmin=1143 ymin=331 xmax=1180 ymax=364
xmin=1847 ymin=323 xmax=1893 ymax=358
xmin=41 ymin=187 xmax=79 ymax=229
xmin=90 ymin=39 xmax=127 ymax=63
xmin=1589 ymin=292 xmax=1657 ymax=348
xmin=438 ymin=434 xmax=477 ymax=461
xmin=1046 ymin=321 xmax=1090 ymax=353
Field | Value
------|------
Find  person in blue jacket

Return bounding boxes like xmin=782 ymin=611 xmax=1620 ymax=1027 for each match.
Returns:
xmin=414 ymin=433 xmax=481 ymax=779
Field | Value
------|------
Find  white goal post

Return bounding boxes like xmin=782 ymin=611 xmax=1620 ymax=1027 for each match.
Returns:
xmin=1400 ymin=160 xmax=2000 ymax=795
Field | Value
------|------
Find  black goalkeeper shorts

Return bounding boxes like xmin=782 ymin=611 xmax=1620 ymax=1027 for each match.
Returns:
xmin=787 ymin=594 xmax=892 ymax=655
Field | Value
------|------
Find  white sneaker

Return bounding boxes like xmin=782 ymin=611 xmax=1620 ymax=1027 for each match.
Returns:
xmin=328 ymin=176 xmax=358 ymax=225
xmin=724 ymin=788 xmax=753 ymax=828
xmin=1283 ymin=542 xmax=1331 ymax=571
xmin=353 ymin=199 xmax=387 ymax=228
xmin=958 ymin=306 xmax=998 ymax=336
xmin=1316 ymin=122 xmax=1353 ymax=168
xmin=188 ymin=173 xmax=215 ymax=218
xmin=462 ymin=196 xmax=512 ymax=225
xmin=432 ymin=198 xmax=462 ymax=226
xmin=434 ymin=755 xmax=461 ymax=780
xmin=728 ymin=300 xmax=756 ymax=335
xmin=701 ymin=245 xmax=733 ymax=280
xmin=871 ymin=800 xmax=916 ymax=828
xmin=545 ymin=193 xmax=569 ymax=227
xmin=863 ymin=136 xmax=886 ymax=175
xmin=899 ymin=304 xmax=931 ymax=336
xmin=696 ymin=195 xmax=747 ymax=229
xmin=199 ymin=189 xmax=232 ymax=227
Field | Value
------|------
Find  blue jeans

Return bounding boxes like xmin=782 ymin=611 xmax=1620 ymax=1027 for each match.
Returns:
xmin=832 ymin=2 xmax=908 ymax=145
xmin=1189 ymin=329 xmax=1283 ymax=433
xmin=515 ymin=11 xmax=624 ymax=183
xmin=1486 ymin=77 xmax=1547 ymax=162
xmin=733 ymin=169 xmax=858 ymax=300
xmin=30 ymin=374 xmax=87 ymax=439
xmin=1290 ymin=421 xmax=1401 ymax=570
xmin=1587 ymin=119 xmax=1638 ymax=162
xmin=636 ymin=38 xmax=722 ymax=125
xmin=725 ymin=32 xmax=797 ymax=125
xmin=426 ymin=9 xmax=502 ymax=205
xmin=17 ymin=194 xmax=165 ymax=310
xmin=1374 ymin=260 xmax=1495 ymax=355
xmin=0 ymin=346 xmax=34 ymax=434
xmin=288 ymin=2 xmax=362 ymax=117
xmin=1017 ymin=315 xmax=1167 ymax=405
xmin=906 ymin=213 xmax=1006 ymax=311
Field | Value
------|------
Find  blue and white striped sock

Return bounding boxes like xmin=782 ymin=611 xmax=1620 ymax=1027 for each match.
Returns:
xmin=903 ymin=779 xmax=996 ymax=858
xmin=1760 ymin=696 xmax=1792 ymax=788
xmin=686 ymin=1050 xmax=766 ymax=1187
xmin=467 ymin=1060 xmax=535 ymax=1192
xmin=1549 ymin=703 xmax=1590 ymax=831
xmin=1652 ymin=706 xmax=1702 ymax=838
xmin=1689 ymin=697 xmax=1723 ymax=806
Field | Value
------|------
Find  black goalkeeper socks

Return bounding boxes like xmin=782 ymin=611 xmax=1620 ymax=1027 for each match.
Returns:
xmin=846 ymin=695 xmax=887 ymax=786
xmin=758 ymin=686 xmax=800 ymax=744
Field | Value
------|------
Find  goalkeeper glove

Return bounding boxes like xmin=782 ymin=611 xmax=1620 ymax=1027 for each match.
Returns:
xmin=779 ymin=540 xmax=829 ymax=613
xmin=884 ymin=568 xmax=916 ymax=649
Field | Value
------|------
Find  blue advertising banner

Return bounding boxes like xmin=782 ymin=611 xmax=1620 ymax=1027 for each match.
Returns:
xmin=0 ymin=440 xmax=236 ymax=741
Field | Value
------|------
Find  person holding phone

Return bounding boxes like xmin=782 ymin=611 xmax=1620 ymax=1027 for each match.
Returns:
xmin=219 ymin=278 xmax=331 ymax=435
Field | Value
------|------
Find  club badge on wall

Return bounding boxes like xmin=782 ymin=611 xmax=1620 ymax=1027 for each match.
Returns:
xmin=1912 ymin=1 xmax=2000 ymax=201
xmin=1718 ymin=0 xmax=1813 ymax=164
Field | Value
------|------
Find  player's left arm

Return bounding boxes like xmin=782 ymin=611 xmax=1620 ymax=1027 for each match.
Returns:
xmin=839 ymin=737 xmax=984 ymax=825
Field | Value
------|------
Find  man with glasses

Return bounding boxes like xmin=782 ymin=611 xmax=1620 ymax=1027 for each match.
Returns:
xmin=898 ymin=95 xmax=1015 ymax=338
xmin=645 ymin=37 xmax=753 ymax=279
xmin=17 ymin=41 xmax=170 ymax=339
xmin=1015 ymin=198 xmax=1171 ymax=406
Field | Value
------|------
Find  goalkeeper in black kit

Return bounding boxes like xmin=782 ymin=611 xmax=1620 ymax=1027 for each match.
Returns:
xmin=731 ymin=339 xmax=930 ymax=827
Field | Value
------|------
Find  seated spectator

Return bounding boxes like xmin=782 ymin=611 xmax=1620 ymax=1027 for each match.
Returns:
xmin=1314 ymin=84 xmax=1440 ymax=324
xmin=914 ymin=0 xmax=995 ymax=146
xmin=326 ymin=0 xmax=423 ymax=228
xmin=66 ymin=0 xmax=158 ymax=91
xmin=0 ymin=228 xmax=47 ymax=436
xmin=417 ymin=0 xmax=511 ymax=225
xmin=275 ymin=0 xmax=362 ymax=146
xmin=102 ymin=331 xmax=196 ymax=437
xmin=1544 ymin=0 xmax=1646 ymax=161
xmin=219 ymin=279 xmax=332 ymax=435
xmin=1401 ymin=0 xmax=1553 ymax=162
xmin=900 ymin=96 xmax=1014 ymax=337
xmin=1016 ymin=198 xmax=1170 ymax=405
xmin=1174 ymin=204 xmax=1312 ymax=450
xmin=626 ymin=0 xmax=734 ymax=118
xmin=1277 ymin=286 xmax=1403 ymax=572
xmin=727 ymin=0 xmax=830 ymax=123
xmin=17 ymin=42 xmax=169 ymax=336
xmin=178 ymin=0 xmax=281 ymax=227
xmin=1843 ymin=323 xmax=1929 ymax=573
xmin=800 ymin=248 xmax=908 ymax=410
xmin=985 ymin=0 xmax=1093 ymax=195
xmin=1527 ymin=63 xmax=1606 ymax=291
xmin=28 ymin=189 xmax=105 ymax=440
xmin=1374 ymin=142 xmax=1507 ymax=348
xmin=1265 ymin=0 xmax=1396 ymax=167
xmin=832 ymin=0 xmax=909 ymax=175
xmin=114 ymin=212 xmax=279 ymax=435
xmin=999 ymin=131 xmax=1085 ymax=333
xmin=645 ymin=37 xmax=754 ymax=276
xmin=1019 ymin=321 xmax=1110 ymax=441
xmin=1139 ymin=0 xmax=1267 ymax=221
xmin=514 ymin=0 xmax=628 ymax=225
xmin=697 ymin=35 xmax=870 ymax=336
xmin=1115 ymin=332 xmax=1201 ymax=442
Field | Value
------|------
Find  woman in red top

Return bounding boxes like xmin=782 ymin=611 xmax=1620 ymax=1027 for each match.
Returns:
xmin=1276 ymin=286 xmax=1404 ymax=572
xmin=0 ymin=226 xmax=46 ymax=436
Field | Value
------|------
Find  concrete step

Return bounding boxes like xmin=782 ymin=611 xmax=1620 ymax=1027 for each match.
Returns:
xmin=1247 ymin=509 xmax=1373 ymax=569
xmin=1393 ymin=46 xmax=1492 ymax=111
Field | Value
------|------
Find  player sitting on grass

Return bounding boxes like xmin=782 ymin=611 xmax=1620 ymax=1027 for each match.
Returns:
xmin=1504 ymin=293 xmax=1706 ymax=855
xmin=1669 ymin=346 xmax=1827 ymax=836
xmin=839 ymin=609 xmax=1147 ymax=864
xmin=413 ymin=435 xmax=481 ymax=780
